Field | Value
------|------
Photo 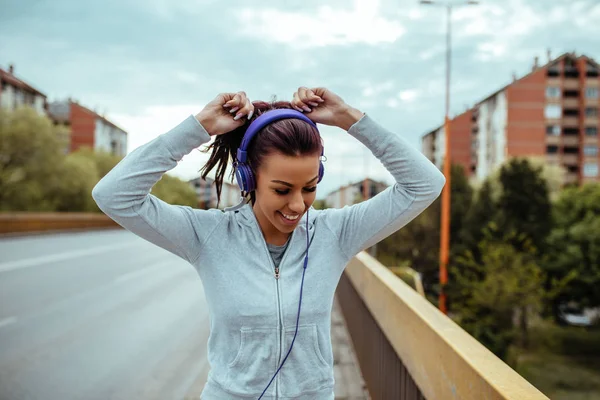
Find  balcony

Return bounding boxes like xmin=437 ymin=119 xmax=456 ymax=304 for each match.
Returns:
xmin=562 ymin=153 xmax=579 ymax=165
xmin=546 ymin=135 xmax=560 ymax=146
xmin=563 ymin=79 xmax=580 ymax=90
xmin=563 ymin=97 xmax=579 ymax=108
xmin=546 ymin=153 xmax=559 ymax=164
xmin=565 ymin=172 xmax=579 ymax=184
xmin=562 ymin=136 xmax=580 ymax=147
xmin=562 ymin=116 xmax=579 ymax=127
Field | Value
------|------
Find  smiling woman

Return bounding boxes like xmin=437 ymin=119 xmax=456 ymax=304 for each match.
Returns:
xmin=91 ymin=86 xmax=445 ymax=399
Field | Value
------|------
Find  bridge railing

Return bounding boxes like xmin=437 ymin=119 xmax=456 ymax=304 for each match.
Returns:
xmin=336 ymin=251 xmax=550 ymax=400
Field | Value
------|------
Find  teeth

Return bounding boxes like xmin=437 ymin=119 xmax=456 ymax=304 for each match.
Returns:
xmin=281 ymin=213 xmax=299 ymax=221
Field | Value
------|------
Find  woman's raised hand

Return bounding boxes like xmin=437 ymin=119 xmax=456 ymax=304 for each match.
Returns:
xmin=291 ymin=86 xmax=363 ymax=131
xmin=195 ymin=91 xmax=255 ymax=136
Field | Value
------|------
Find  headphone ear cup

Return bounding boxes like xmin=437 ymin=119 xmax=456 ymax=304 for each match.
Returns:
xmin=235 ymin=163 xmax=256 ymax=193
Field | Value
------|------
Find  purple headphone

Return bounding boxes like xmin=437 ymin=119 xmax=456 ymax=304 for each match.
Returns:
xmin=234 ymin=108 xmax=325 ymax=194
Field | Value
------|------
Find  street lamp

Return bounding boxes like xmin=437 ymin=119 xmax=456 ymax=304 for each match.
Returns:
xmin=419 ymin=0 xmax=479 ymax=314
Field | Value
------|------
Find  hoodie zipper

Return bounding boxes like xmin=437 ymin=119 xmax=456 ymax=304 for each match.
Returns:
xmin=272 ymin=232 xmax=294 ymax=400
xmin=253 ymin=222 xmax=295 ymax=399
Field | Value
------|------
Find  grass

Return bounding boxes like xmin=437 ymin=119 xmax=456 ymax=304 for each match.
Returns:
xmin=512 ymin=322 xmax=600 ymax=400
xmin=516 ymin=352 xmax=600 ymax=400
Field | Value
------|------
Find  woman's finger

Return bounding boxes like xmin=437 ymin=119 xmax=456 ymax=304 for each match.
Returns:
xmin=306 ymin=88 xmax=324 ymax=105
xmin=233 ymin=99 xmax=253 ymax=121
xmin=226 ymin=92 xmax=244 ymax=114
xmin=293 ymin=91 xmax=311 ymax=113
xmin=299 ymin=87 xmax=321 ymax=108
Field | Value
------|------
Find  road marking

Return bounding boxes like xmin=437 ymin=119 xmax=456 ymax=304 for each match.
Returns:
xmin=114 ymin=260 xmax=174 ymax=283
xmin=0 ymin=316 xmax=17 ymax=329
xmin=0 ymin=242 xmax=139 ymax=273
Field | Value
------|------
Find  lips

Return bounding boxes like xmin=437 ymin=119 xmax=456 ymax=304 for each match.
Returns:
xmin=278 ymin=211 xmax=300 ymax=226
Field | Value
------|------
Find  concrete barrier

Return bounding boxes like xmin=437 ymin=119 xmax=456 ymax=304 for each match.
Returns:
xmin=339 ymin=251 xmax=550 ymax=400
xmin=0 ymin=212 xmax=120 ymax=236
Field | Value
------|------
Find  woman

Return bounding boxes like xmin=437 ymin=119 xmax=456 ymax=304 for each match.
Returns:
xmin=92 ymin=86 xmax=445 ymax=399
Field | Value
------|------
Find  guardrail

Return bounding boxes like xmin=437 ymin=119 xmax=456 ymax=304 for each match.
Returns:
xmin=0 ymin=213 xmax=119 ymax=235
xmin=336 ymin=251 xmax=550 ymax=400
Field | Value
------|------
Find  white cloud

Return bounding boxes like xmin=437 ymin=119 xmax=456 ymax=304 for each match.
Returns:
xmin=361 ymin=80 xmax=394 ymax=97
xmin=398 ymin=89 xmax=418 ymax=102
xmin=386 ymin=98 xmax=400 ymax=108
xmin=110 ymin=104 xmax=211 ymax=181
xmin=174 ymin=70 xmax=201 ymax=84
xmin=236 ymin=0 xmax=405 ymax=48
xmin=475 ymin=42 xmax=508 ymax=62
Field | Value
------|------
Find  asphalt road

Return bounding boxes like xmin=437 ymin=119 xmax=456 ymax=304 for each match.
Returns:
xmin=0 ymin=229 xmax=210 ymax=400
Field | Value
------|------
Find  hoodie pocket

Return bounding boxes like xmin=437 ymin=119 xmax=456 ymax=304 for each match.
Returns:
xmin=279 ymin=324 xmax=333 ymax=397
xmin=224 ymin=327 xmax=278 ymax=395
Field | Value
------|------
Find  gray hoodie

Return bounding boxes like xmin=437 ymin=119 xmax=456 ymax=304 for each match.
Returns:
xmin=91 ymin=113 xmax=445 ymax=399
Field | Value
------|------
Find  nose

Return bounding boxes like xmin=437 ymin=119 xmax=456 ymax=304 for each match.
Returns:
xmin=289 ymin=192 xmax=305 ymax=214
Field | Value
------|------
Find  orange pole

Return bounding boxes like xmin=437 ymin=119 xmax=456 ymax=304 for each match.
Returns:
xmin=439 ymin=116 xmax=451 ymax=314
xmin=439 ymin=4 xmax=452 ymax=315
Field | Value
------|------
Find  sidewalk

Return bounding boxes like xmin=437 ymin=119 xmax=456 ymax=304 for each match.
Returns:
xmin=332 ymin=295 xmax=370 ymax=399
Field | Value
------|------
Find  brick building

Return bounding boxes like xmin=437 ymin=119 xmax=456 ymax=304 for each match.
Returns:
xmin=325 ymin=178 xmax=388 ymax=208
xmin=48 ymin=99 xmax=128 ymax=157
xmin=188 ymin=176 xmax=242 ymax=210
xmin=0 ymin=64 xmax=47 ymax=115
xmin=422 ymin=52 xmax=600 ymax=185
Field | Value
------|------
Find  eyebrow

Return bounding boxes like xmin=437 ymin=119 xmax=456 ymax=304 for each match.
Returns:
xmin=271 ymin=175 xmax=319 ymax=187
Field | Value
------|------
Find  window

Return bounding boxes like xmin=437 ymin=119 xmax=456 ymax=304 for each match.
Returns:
xmin=545 ymin=104 xmax=561 ymax=119
xmin=564 ymin=108 xmax=579 ymax=117
xmin=583 ymin=163 xmax=599 ymax=177
xmin=564 ymin=146 xmax=579 ymax=154
xmin=584 ymin=145 xmax=598 ymax=157
xmin=586 ymin=127 xmax=598 ymax=136
xmin=587 ymin=62 xmax=600 ymax=77
xmin=563 ymin=127 xmax=579 ymax=135
xmin=546 ymin=87 xmax=561 ymax=98
xmin=585 ymin=87 xmax=599 ymax=99
xmin=546 ymin=145 xmax=558 ymax=154
xmin=586 ymin=107 xmax=599 ymax=117
xmin=547 ymin=62 xmax=560 ymax=77
xmin=546 ymin=125 xmax=561 ymax=135
xmin=563 ymin=90 xmax=579 ymax=98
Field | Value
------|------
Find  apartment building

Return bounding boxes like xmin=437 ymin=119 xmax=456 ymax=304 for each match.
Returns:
xmin=0 ymin=64 xmax=47 ymax=115
xmin=47 ymin=99 xmax=128 ymax=157
xmin=422 ymin=52 xmax=600 ymax=185
xmin=325 ymin=178 xmax=388 ymax=208
xmin=188 ymin=176 xmax=242 ymax=210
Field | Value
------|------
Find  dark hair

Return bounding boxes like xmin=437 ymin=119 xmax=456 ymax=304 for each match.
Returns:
xmin=199 ymin=100 xmax=323 ymax=207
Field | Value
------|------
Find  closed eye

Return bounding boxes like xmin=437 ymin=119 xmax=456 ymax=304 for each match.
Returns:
xmin=275 ymin=187 xmax=317 ymax=195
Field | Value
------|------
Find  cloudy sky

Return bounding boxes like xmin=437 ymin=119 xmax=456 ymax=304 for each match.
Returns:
xmin=1 ymin=0 xmax=598 ymax=199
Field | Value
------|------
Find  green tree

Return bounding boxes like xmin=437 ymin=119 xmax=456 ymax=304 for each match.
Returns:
xmin=545 ymin=183 xmax=600 ymax=319
xmin=70 ymin=146 xmax=122 ymax=178
xmin=49 ymin=152 xmax=100 ymax=212
xmin=448 ymin=164 xmax=474 ymax=259
xmin=495 ymin=158 xmax=552 ymax=253
xmin=151 ymin=174 xmax=198 ymax=208
xmin=0 ymin=107 xmax=69 ymax=211
xmin=459 ymin=178 xmax=497 ymax=257
xmin=376 ymin=163 xmax=471 ymax=297
xmin=451 ymin=230 xmax=545 ymax=359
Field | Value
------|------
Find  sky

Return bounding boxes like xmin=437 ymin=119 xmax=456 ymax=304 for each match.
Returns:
xmin=1 ymin=0 xmax=599 ymax=199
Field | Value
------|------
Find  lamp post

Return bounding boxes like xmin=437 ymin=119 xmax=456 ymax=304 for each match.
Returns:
xmin=419 ymin=0 xmax=479 ymax=314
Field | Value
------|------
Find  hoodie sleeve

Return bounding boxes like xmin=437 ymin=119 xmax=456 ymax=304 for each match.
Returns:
xmin=321 ymin=113 xmax=446 ymax=259
xmin=91 ymin=115 xmax=225 ymax=265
